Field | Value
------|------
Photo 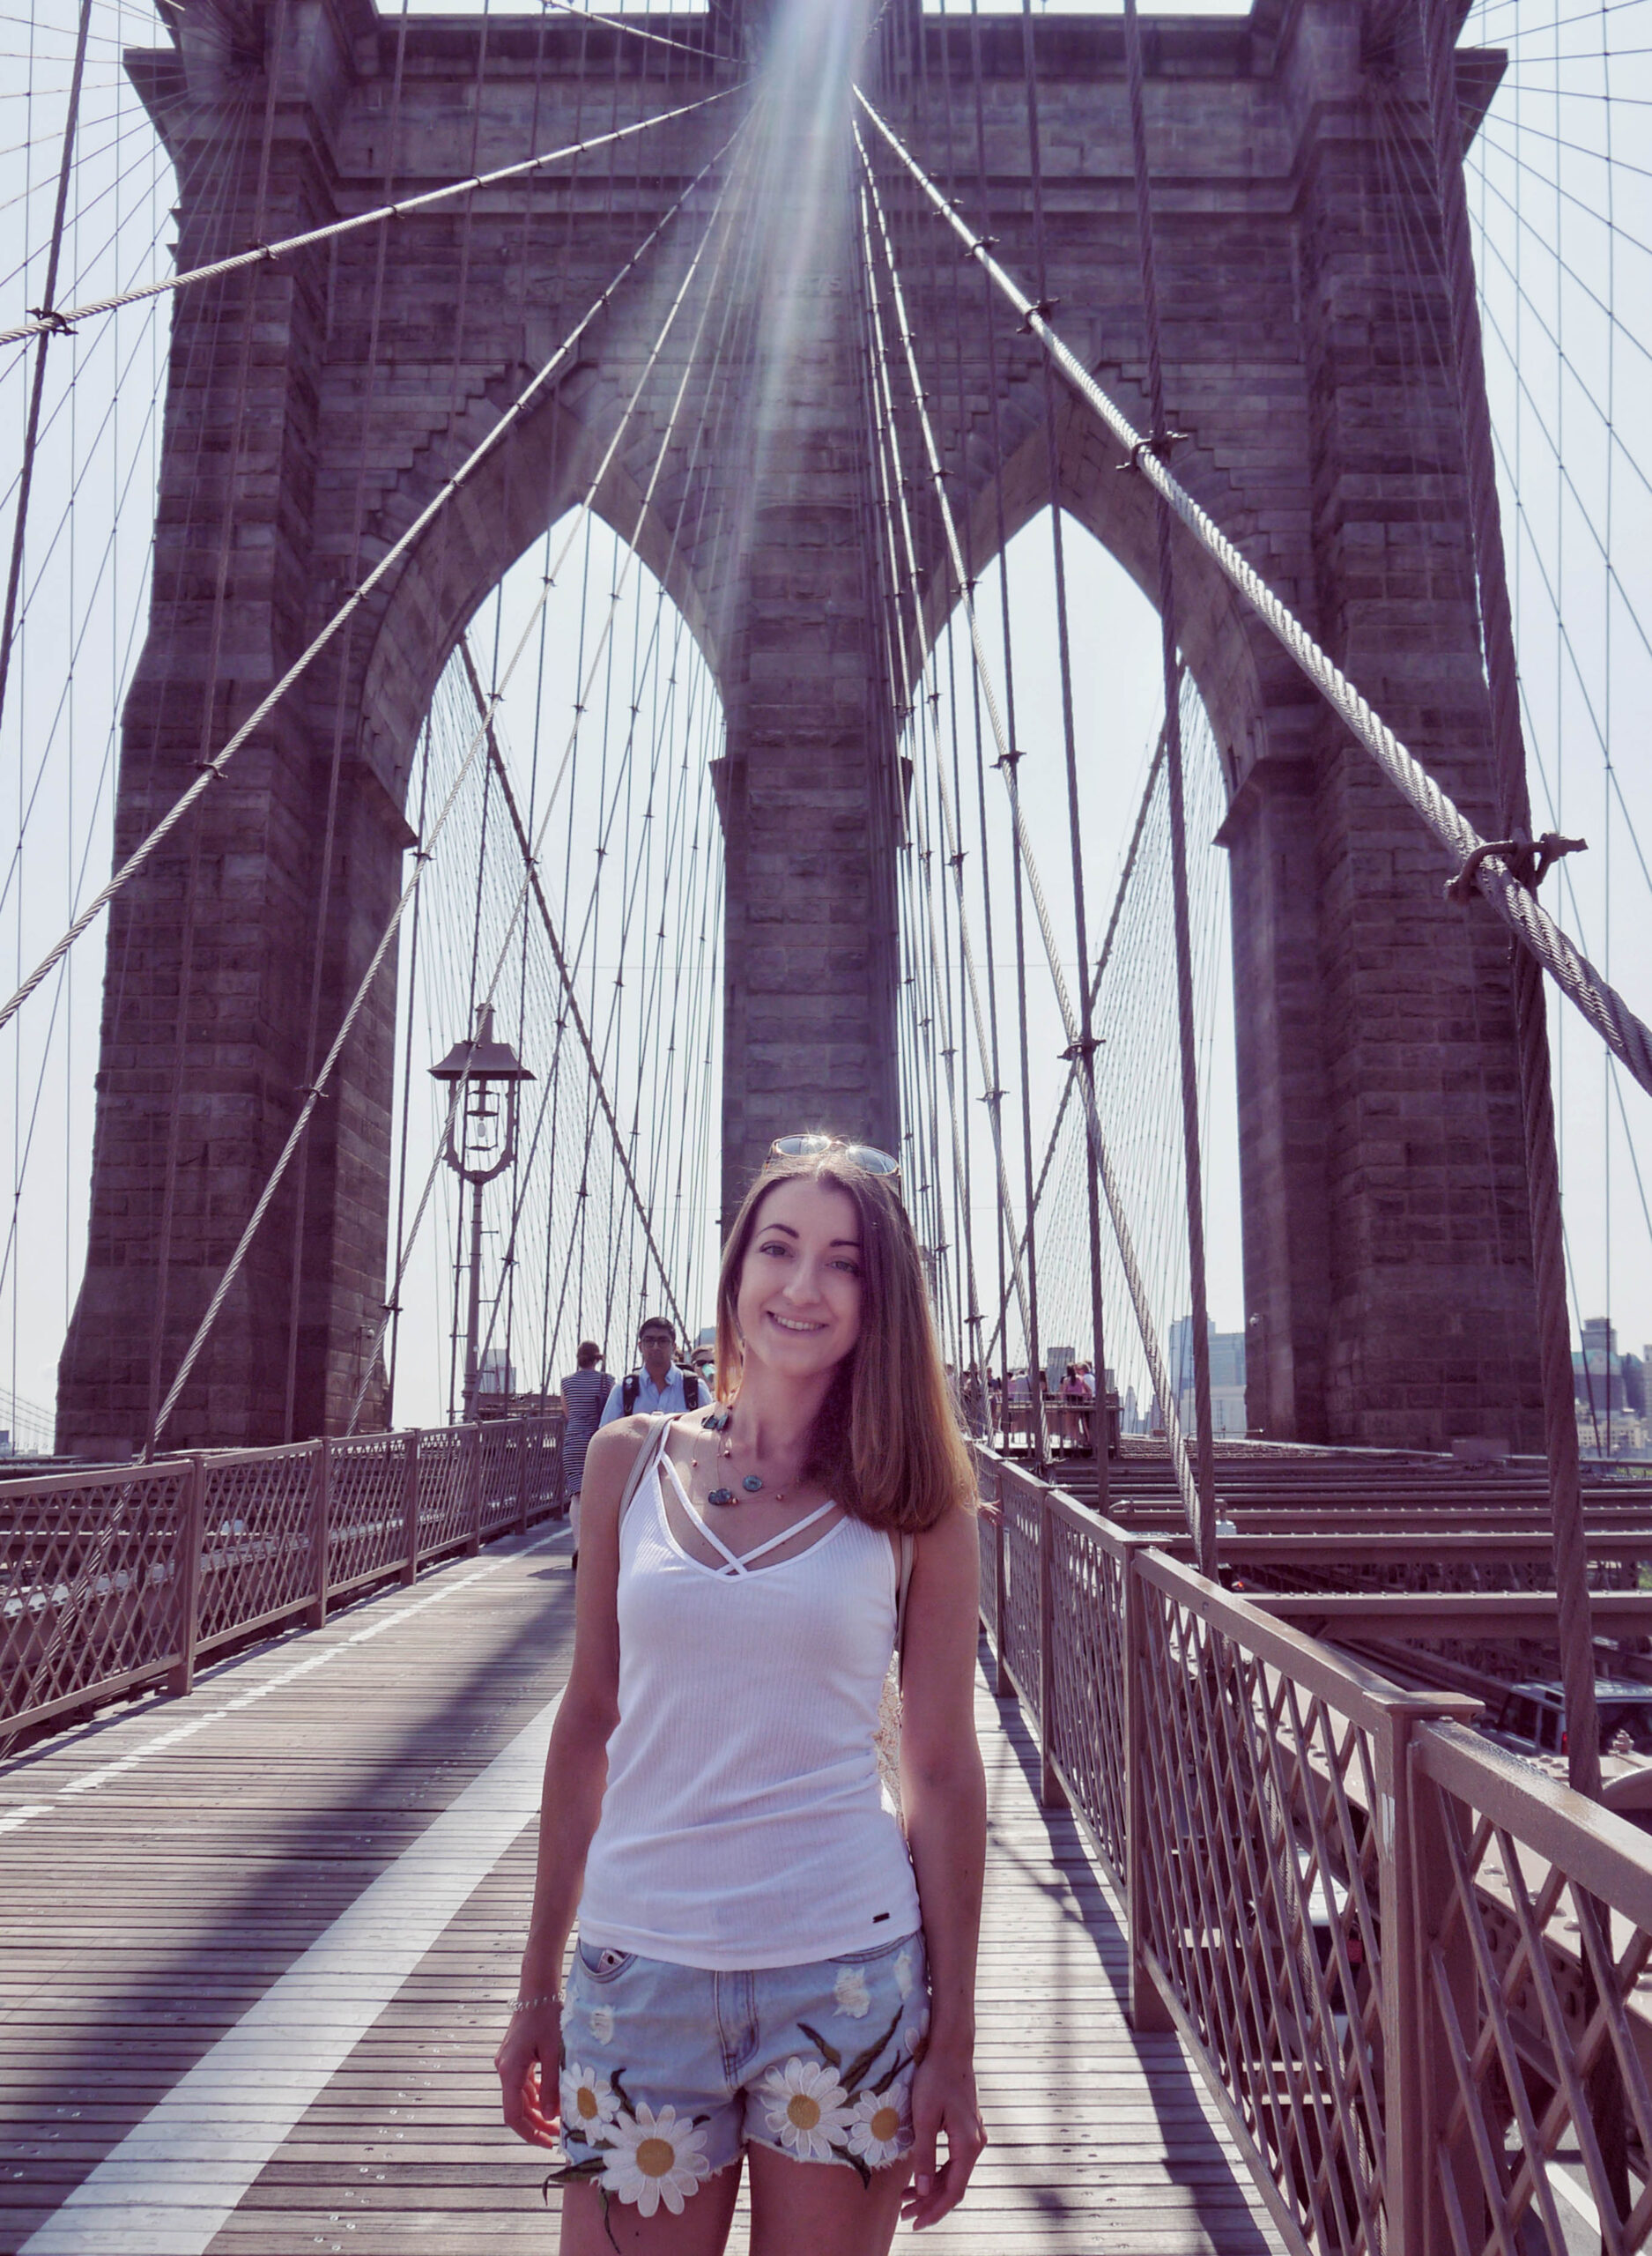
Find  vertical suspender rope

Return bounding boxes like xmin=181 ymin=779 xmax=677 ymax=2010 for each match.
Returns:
xmin=856 ymin=179 xmax=1041 ymax=1428
xmin=0 ymin=0 xmax=91 ymax=753
xmin=857 ymin=131 xmax=1205 ymax=1545
xmin=961 ymin=0 xmax=1037 ymax=1453
xmin=982 ymin=725 xmax=1167 ymax=1371
xmin=1416 ymin=0 xmax=1602 ymax=1802
xmin=1118 ymin=0 xmax=1217 ymax=1570
xmin=1019 ymin=0 xmax=1110 ymax=1495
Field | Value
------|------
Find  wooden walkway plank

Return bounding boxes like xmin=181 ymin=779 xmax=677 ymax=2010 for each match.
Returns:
xmin=1 ymin=1525 xmax=1281 ymax=2255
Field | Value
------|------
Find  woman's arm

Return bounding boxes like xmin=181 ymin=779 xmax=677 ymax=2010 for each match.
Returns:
xmin=897 ymin=1502 xmax=989 ymax=2229
xmin=494 ymin=1415 xmax=649 ymax=2147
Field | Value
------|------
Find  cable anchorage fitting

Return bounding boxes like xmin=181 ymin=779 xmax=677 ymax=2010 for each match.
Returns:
xmin=1122 ymin=430 xmax=1191 ymax=475
xmin=27 ymin=304 xmax=77 ymax=336
xmin=1444 ymin=829 xmax=1586 ymax=904
xmin=1060 ymin=1035 xmax=1101 ymax=1062
xmin=1017 ymin=297 xmax=1059 ymax=332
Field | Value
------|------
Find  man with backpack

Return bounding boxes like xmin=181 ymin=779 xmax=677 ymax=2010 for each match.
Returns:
xmin=596 ymin=1315 xmax=705 ymax=1432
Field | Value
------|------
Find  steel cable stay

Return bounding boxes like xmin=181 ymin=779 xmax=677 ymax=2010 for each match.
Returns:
xmin=9 ymin=32 xmax=264 ymax=1433
xmin=855 ymin=173 xmax=1041 ymax=1429
xmin=2 ymin=35 xmax=258 ymax=1428
xmin=906 ymin=687 xmax=990 ymax=1406
xmin=0 ymin=85 xmax=743 ymax=351
xmin=924 ymin=0 xmax=994 ymax=1411
xmin=856 ymin=174 xmax=1001 ymax=1314
xmin=152 ymin=135 xmax=744 ymax=1448
xmin=854 ymin=89 xmax=1652 ymax=1107
xmin=348 ymin=114 xmax=760 ymax=1426
xmin=0 ymin=56 xmax=252 ymax=298
xmin=954 ymin=0 xmax=1042 ymax=1447
xmin=978 ymin=721 xmax=1169 ymax=1371
xmin=1017 ymin=0 xmax=1115 ymax=1507
xmin=451 ymin=640 xmax=700 ymax=1408
xmin=537 ymin=0 xmax=722 ymax=63
xmin=856 ymin=134 xmax=1207 ymax=1541
xmin=0 ymin=136 xmax=737 ymax=1042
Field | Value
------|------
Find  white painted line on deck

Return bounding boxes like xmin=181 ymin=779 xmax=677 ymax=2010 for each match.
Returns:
xmin=4 ymin=1530 xmax=561 ymax=1829
xmin=19 ymin=1685 xmax=562 ymax=2256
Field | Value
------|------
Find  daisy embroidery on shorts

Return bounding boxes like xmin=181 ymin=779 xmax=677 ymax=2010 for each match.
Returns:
xmin=760 ymin=2056 xmax=853 ymax=2161
xmin=559 ymin=2060 xmax=620 ymax=2135
xmin=833 ymin=1963 xmax=872 ymax=2019
xmin=601 ymin=2102 xmax=713 ymax=2217
xmin=846 ymin=2087 xmax=909 ymax=2168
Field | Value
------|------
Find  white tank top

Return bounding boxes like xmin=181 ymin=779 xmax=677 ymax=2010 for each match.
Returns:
xmin=576 ymin=1422 xmax=921 ymax=1970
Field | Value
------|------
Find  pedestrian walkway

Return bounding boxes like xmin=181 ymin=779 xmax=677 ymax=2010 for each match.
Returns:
xmin=0 ymin=1523 xmax=1280 ymax=2254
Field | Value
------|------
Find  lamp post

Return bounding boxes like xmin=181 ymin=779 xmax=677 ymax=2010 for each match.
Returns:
xmin=430 ymin=1006 xmax=534 ymax=1423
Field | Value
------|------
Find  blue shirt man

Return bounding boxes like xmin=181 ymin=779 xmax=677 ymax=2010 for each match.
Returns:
xmin=597 ymin=1317 xmax=707 ymax=1428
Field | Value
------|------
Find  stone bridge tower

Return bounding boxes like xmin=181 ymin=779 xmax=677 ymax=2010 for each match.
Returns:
xmin=57 ymin=0 xmax=1540 ymax=1458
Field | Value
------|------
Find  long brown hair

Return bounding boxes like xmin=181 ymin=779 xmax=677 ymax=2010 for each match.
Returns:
xmin=713 ymin=1153 xmax=977 ymax=1532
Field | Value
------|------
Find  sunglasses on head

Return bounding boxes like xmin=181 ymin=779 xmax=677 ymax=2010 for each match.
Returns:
xmin=767 ymin=1133 xmax=900 ymax=1181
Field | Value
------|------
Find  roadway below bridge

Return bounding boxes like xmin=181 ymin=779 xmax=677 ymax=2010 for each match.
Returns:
xmin=0 ymin=1520 xmax=1282 ymax=2254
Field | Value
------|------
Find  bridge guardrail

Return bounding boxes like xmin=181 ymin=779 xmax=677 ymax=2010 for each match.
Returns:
xmin=1 ymin=1415 xmax=566 ymax=1743
xmin=974 ymin=1443 xmax=1652 ymax=2256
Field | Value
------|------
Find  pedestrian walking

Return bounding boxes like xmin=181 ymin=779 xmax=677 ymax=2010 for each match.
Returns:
xmin=559 ymin=1342 xmax=611 ymax=1563
xmin=497 ymin=1138 xmax=987 ymax=2252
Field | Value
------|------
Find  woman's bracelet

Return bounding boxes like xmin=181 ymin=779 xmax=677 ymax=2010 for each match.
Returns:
xmin=509 ymin=1992 xmax=561 ymax=2016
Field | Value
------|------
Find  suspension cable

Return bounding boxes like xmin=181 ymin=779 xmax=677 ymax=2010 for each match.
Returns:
xmin=856 ymin=126 xmax=1204 ymax=1540
xmin=0 ymin=0 xmax=88 ymax=749
xmin=1117 ymin=0 xmax=1217 ymax=1562
xmin=0 ymin=145 xmax=730 ymax=1040
xmin=983 ymin=722 xmax=1168 ymax=1367
xmin=856 ymin=174 xmax=1042 ymax=1420
xmin=854 ymin=87 xmax=1652 ymax=1106
xmin=0 ymin=88 xmax=741 ymax=349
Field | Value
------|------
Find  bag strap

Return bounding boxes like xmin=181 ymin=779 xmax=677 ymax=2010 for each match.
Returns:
xmin=895 ymin=1531 xmax=915 ymax=1683
xmin=616 ymin=1413 xmax=671 ymax=1530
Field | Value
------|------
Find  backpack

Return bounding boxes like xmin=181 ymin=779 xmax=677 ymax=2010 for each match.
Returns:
xmin=621 ymin=1369 xmax=700 ymax=1417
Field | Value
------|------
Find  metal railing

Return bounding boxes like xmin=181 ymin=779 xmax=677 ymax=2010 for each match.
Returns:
xmin=976 ymin=1445 xmax=1652 ymax=2256
xmin=1 ymin=1416 xmax=565 ymax=1741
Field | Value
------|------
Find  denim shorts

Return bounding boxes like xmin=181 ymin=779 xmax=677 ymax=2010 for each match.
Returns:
xmin=552 ymin=1927 xmax=930 ymax=2217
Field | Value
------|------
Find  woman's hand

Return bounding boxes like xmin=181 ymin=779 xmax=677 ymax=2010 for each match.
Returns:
xmin=495 ymin=1999 xmax=564 ymax=2149
xmin=901 ymin=2046 xmax=986 ymax=2230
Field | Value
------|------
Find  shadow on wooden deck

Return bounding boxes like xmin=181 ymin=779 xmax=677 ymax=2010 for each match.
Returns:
xmin=0 ymin=1527 xmax=1281 ymax=2254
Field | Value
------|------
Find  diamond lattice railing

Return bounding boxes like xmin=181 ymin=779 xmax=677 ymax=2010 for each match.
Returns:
xmin=1134 ymin=1559 xmax=1389 ymax=2256
xmin=1045 ymin=1504 xmax=1129 ymax=1881
xmin=0 ymin=1464 xmax=191 ymax=1729
xmin=478 ymin=1423 xmax=521 ymax=1538
xmin=196 ymin=1445 xmax=318 ymax=1649
xmin=997 ymin=1464 xmax=1041 ymax=1699
xmin=0 ymin=1417 xmax=564 ymax=1740
xmin=1414 ymin=1719 xmax=1652 ymax=2256
xmin=415 ymin=1428 xmax=471 ymax=1557
xmin=329 ymin=1434 xmax=411 ymax=1588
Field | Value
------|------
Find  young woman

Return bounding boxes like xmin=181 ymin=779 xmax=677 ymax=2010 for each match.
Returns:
xmin=496 ymin=1141 xmax=988 ymax=2253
